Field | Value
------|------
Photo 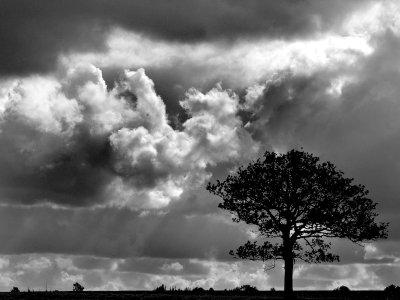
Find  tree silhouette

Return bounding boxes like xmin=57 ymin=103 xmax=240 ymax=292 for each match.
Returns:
xmin=207 ymin=149 xmax=388 ymax=299
xmin=384 ymin=284 xmax=400 ymax=297
xmin=72 ymin=282 xmax=84 ymax=292
xmin=334 ymin=285 xmax=351 ymax=293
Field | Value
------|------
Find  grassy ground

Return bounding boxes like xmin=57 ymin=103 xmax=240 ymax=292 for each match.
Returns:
xmin=0 ymin=291 xmax=394 ymax=300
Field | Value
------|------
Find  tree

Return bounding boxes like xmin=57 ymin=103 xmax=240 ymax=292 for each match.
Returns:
xmin=72 ymin=282 xmax=84 ymax=292
xmin=236 ymin=284 xmax=258 ymax=294
xmin=207 ymin=149 xmax=388 ymax=299
xmin=384 ymin=284 xmax=400 ymax=297
xmin=154 ymin=284 xmax=167 ymax=293
xmin=10 ymin=287 xmax=20 ymax=293
xmin=334 ymin=285 xmax=350 ymax=293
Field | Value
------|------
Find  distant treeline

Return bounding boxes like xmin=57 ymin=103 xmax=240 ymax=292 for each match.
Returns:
xmin=152 ymin=283 xmax=400 ymax=296
xmin=153 ymin=283 xmax=260 ymax=294
xmin=3 ymin=283 xmax=400 ymax=300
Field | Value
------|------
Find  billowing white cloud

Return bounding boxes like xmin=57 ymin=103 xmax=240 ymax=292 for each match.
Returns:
xmin=0 ymin=64 xmax=257 ymax=209
xmin=0 ymin=76 xmax=81 ymax=136
xmin=62 ymin=64 xmax=138 ymax=135
xmin=160 ymin=262 xmax=184 ymax=272
xmin=63 ymin=27 xmax=372 ymax=91
xmin=108 ymin=71 xmax=258 ymax=208
xmin=343 ymin=1 xmax=400 ymax=38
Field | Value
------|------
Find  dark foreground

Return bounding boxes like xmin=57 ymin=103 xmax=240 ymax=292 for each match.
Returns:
xmin=0 ymin=291 xmax=395 ymax=300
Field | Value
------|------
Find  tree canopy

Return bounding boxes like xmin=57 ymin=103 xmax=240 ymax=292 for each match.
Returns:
xmin=207 ymin=149 xmax=388 ymax=298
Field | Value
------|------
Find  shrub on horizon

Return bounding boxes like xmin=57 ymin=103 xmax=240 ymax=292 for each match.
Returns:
xmin=384 ymin=284 xmax=400 ymax=294
xmin=154 ymin=284 xmax=167 ymax=292
xmin=238 ymin=284 xmax=258 ymax=294
xmin=72 ymin=282 xmax=84 ymax=292
xmin=192 ymin=287 xmax=205 ymax=294
xmin=334 ymin=285 xmax=351 ymax=293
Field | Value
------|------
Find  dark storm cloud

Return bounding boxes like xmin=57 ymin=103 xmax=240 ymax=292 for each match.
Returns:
xmin=0 ymin=124 xmax=113 ymax=206
xmin=0 ymin=206 xmax=248 ymax=260
xmin=373 ymin=264 xmax=400 ymax=286
xmin=301 ymin=32 xmax=400 ymax=216
xmin=0 ymin=66 xmax=118 ymax=207
xmin=141 ymin=213 xmax=247 ymax=260
xmin=168 ymin=189 xmax=223 ymax=216
xmin=117 ymin=257 xmax=209 ymax=276
xmin=244 ymin=71 xmax=334 ymax=146
xmin=0 ymin=0 xmax=368 ymax=76
xmin=72 ymin=256 xmax=114 ymax=271
xmin=0 ymin=1 xmax=107 ymax=75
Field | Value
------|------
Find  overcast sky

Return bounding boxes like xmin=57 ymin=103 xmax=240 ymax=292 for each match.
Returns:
xmin=0 ymin=0 xmax=400 ymax=291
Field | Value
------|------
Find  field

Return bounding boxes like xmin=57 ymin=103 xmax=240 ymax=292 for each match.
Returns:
xmin=0 ymin=291 xmax=394 ymax=300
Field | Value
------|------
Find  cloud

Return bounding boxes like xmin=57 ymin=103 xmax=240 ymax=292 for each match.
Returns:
xmin=72 ymin=256 xmax=115 ymax=271
xmin=236 ymin=25 xmax=400 ymax=221
xmin=59 ymin=0 xmax=400 ymax=121
xmin=117 ymin=257 xmax=209 ymax=278
xmin=0 ymin=252 xmax=277 ymax=291
xmin=293 ymin=263 xmax=384 ymax=290
xmin=0 ymin=205 xmax=252 ymax=260
xmin=65 ymin=27 xmax=372 ymax=93
xmin=16 ymin=257 xmax=52 ymax=273
xmin=0 ymin=0 xmax=370 ymax=76
xmin=58 ymin=12 xmax=373 ymax=121
xmin=0 ymin=64 xmax=255 ymax=209
xmin=107 ymin=70 xmax=257 ymax=208
xmin=2 ymin=0 xmax=400 ymax=291
xmin=61 ymin=64 xmax=138 ymax=135
xmin=1 ymin=76 xmax=81 ymax=136
xmin=160 ymin=262 xmax=183 ymax=273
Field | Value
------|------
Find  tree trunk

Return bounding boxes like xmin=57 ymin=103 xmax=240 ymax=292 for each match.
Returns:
xmin=283 ymin=246 xmax=294 ymax=300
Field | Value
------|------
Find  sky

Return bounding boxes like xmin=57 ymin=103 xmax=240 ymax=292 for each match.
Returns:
xmin=0 ymin=0 xmax=400 ymax=291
